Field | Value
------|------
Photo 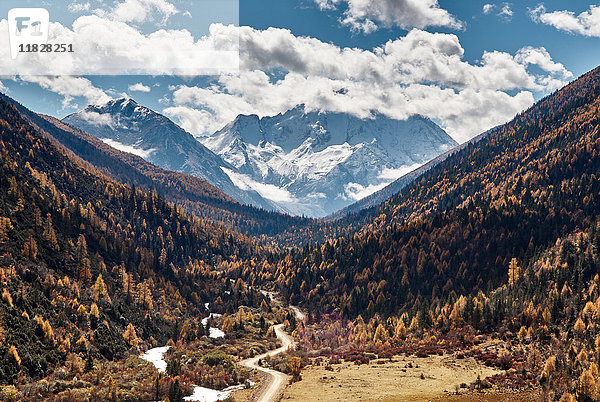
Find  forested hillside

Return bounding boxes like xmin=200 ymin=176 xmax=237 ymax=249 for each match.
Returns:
xmin=1 ymin=94 xmax=318 ymax=244
xmin=241 ymin=66 xmax=600 ymax=319
xmin=0 ymin=97 xmax=267 ymax=388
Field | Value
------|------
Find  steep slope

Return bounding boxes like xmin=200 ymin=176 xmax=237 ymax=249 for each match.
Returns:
xmin=326 ymin=128 xmax=494 ymax=220
xmin=203 ymin=106 xmax=457 ymax=217
xmin=244 ymin=66 xmax=600 ymax=317
xmin=1 ymin=94 xmax=314 ymax=240
xmin=0 ymin=95 xmax=264 ymax=385
xmin=62 ymin=98 xmax=278 ymax=212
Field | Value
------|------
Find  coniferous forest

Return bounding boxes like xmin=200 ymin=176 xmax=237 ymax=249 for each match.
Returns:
xmin=2 ymin=65 xmax=600 ymax=400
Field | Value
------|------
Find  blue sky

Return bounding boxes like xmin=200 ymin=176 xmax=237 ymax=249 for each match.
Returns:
xmin=240 ymin=0 xmax=599 ymax=78
xmin=1 ymin=0 xmax=599 ymax=142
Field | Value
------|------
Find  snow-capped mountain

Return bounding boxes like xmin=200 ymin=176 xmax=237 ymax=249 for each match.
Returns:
xmin=62 ymin=98 xmax=277 ymax=211
xmin=203 ymin=106 xmax=458 ymax=217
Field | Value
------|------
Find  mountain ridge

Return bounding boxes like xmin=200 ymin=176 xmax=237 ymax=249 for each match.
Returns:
xmin=62 ymin=98 xmax=279 ymax=212
xmin=203 ymin=106 xmax=457 ymax=217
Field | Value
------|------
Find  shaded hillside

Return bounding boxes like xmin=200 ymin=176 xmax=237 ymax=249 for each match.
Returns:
xmin=1 ymin=94 xmax=316 ymax=242
xmin=0 ymin=96 xmax=265 ymax=385
xmin=242 ymin=66 xmax=600 ymax=317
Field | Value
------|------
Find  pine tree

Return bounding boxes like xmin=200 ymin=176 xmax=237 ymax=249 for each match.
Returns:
xmin=123 ymin=323 xmax=139 ymax=347
xmin=168 ymin=379 xmax=184 ymax=402
xmin=22 ymin=233 xmax=37 ymax=260
xmin=508 ymin=258 xmax=520 ymax=287
xmin=85 ymin=353 xmax=93 ymax=373
xmin=93 ymin=274 xmax=107 ymax=299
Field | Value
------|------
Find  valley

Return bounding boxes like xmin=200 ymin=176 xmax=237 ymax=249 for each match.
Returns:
xmin=1 ymin=54 xmax=600 ymax=402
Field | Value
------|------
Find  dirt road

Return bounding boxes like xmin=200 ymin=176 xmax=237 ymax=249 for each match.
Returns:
xmin=239 ymin=301 xmax=304 ymax=402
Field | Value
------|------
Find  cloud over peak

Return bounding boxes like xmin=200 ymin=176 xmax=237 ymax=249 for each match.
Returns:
xmin=164 ymin=25 xmax=572 ymax=143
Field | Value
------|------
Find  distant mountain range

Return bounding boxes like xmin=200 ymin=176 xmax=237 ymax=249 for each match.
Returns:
xmin=62 ymin=98 xmax=279 ymax=212
xmin=63 ymin=99 xmax=456 ymax=217
xmin=203 ymin=106 xmax=457 ymax=217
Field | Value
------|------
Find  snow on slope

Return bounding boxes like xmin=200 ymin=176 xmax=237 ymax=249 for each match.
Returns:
xmin=203 ymin=106 xmax=457 ymax=217
xmin=63 ymin=98 xmax=278 ymax=212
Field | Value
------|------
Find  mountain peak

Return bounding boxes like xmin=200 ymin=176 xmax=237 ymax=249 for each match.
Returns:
xmin=62 ymin=101 xmax=279 ymax=212
xmin=203 ymin=107 xmax=457 ymax=217
xmin=100 ymin=97 xmax=137 ymax=108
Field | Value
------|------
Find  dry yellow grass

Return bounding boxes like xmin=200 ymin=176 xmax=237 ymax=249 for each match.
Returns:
xmin=282 ymin=354 xmax=503 ymax=401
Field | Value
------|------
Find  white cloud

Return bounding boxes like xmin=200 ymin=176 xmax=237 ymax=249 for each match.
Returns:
xmin=483 ymin=4 xmax=495 ymax=15
xmin=96 ymin=0 xmax=179 ymax=25
xmin=343 ymin=181 xmax=387 ymax=201
xmin=18 ymin=76 xmax=111 ymax=109
xmin=128 ymin=83 xmax=151 ymax=92
xmin=0 ymin=80 xmax=8 ymax=94
xmin=68 ymin=2 xmax=91 ymax=13
xmin=75 ymin=110 xmax=115 ymax=127
xmin=514 ymin=46 xmax=571 ymax=77
xmin=342 ymin=162 xmax=424 ymax=200
xmin=0 ymin=18 xmax=239 ymax=75
xmin=100 ymin=138 xmax=157 ymax=159
xmin=378 ymin=163 xmax=424 ymax=181
xmin=483 ymin=3 xmax=512 ymax=21
xmin=498 ymin=4 xmax=513 ymax=21
xmin=315 ymin=0 xmax=463 ymax=33
xmin=163 ymin=106 xmax=220 ymax=137
xmin=164 ymin=25 xmax=571 ymax=143
xmin=530 ymin=4 xmax=600 ymax=37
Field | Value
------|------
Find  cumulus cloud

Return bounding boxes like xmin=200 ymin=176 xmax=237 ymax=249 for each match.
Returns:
xmin=315 ymin=0 xmax=463 ymax=33
xmin=163 ymin=26 xmax=572 ymax=143
xmin=530 ymin=4 xmax=600 ymax=37
xmin=0 ymin=17 xmax=239 ymax=75
xmin=76 ymin=110 xmax=116 ymax=127
xmin=483 ymin=4 xmax=495 ymax=15
xmin=221 ymin=167 xmax=294 ymax=203
xmin=343 ymin=162 xmax=425 ymax=200
xmin=18 ymin=76 xmax=111 ymax=109
xmin=96 ymin=0 xmax=179 ymax=25
xmin=129 ymin=83 xmax=151 ymax=92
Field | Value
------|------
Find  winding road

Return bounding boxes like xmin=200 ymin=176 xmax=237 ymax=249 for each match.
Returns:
xmin=239 ymin=300 xmax=305 ymax=402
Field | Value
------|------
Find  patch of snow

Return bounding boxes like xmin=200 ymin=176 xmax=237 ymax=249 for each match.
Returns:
xmin=221 ymin=167 xmax=294 ymax=203
xmin=184 ymin=384 xmax=246 ymax=402
xmin=140 ymin=346 xmax=171 ymax=373
xmin=100 ymin=138 xmax=156 ymax=159
xmin=201 ymin=313 xmax=224 ymax=339
xmin=343 ymin=162 xmax=424 ymax=201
